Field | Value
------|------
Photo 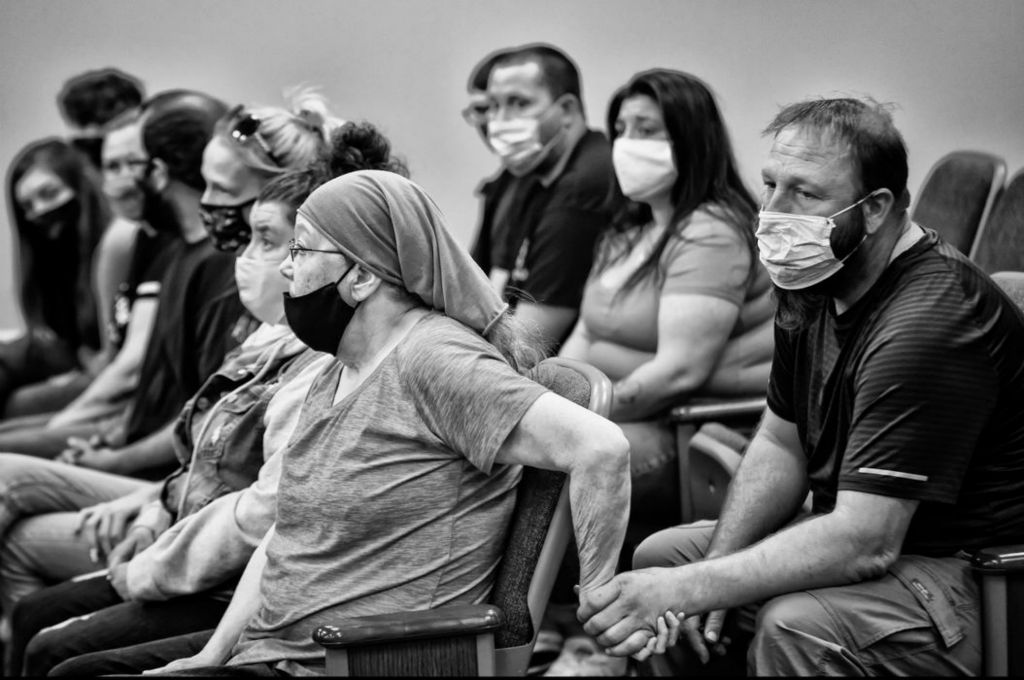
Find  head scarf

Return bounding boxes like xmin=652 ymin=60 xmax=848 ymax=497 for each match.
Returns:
xmin=297 ymin=170 xmax=508 ymax=335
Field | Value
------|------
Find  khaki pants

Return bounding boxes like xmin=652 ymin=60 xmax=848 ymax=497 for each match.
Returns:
xmin=635 ymin=521 xmax=982 ymax=676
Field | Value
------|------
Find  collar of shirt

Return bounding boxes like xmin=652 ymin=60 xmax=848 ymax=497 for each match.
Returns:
xmin=538 ymin=125 xmax=587 ymax=188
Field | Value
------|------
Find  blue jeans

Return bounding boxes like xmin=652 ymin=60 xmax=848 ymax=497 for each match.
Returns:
xmin=635 ymin=522 xmax=982 ymax=676
xmin=0 ymin=453 xmax=149 ymax=622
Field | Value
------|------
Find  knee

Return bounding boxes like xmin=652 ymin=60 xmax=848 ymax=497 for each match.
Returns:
xmin=632 ymin=521 xmax=714 ymax=569
xmin=23 ymin=624 xmax=69 ymax=677
xmin=749 ymin=592 xmax=838 ymax=676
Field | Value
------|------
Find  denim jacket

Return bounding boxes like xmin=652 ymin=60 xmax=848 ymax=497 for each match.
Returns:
xmin=160 ymin=324 xmax=313 ymax=521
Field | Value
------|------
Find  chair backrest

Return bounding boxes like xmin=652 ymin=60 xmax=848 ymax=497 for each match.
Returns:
xmin=911 ymin=150 xmax=1006 ymax=256
xmin=973 ymin=169 xmax=1024 ymax=274
xmin=489 ymin=357 xmax=612 ymax=676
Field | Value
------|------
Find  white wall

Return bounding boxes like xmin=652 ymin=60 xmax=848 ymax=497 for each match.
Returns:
xmin=2 ymin=0 xmax=1022 ymax=330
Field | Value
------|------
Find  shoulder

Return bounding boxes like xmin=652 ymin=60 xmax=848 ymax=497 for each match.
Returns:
xmin=98 ymin=217 xmax=140 ymax=256
xmin=547 ymin=130 xmax=618 ymax=208
xmin=666 ymin=206 xmax=751 ymax=262
xmin=398 ymin=313 xmax=501 ymax=368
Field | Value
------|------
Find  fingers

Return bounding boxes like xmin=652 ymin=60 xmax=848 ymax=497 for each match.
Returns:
xmin=703 ymin=609 xmax=726 ymax=644
xmin=682 ymin=615 xmax=710 ymax=664
xmin=664 ymin=610 xmax=683 ymax=650
xmin=603 ymin=629 xmax=654 ymax=658
xmin=576 ymin=578 xmax=620 ymax=622
xmin=591 ymin=611 xmax=654 ymax=651
xmin=631 ymin=634 xmax=658 ymax=662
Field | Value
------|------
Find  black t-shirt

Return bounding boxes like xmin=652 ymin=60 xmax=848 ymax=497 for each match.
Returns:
xmin=768 ymin=229 xmax=1024 ymax=556
xmin=470 ymin=129 xmax=622 ymax=311
xmin=108 ymin=227 xmax=178 ymax=350
xmin=123 ymin=237 xmax=247 ymax=443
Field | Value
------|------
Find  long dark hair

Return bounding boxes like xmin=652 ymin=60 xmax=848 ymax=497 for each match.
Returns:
xmin=6 ymin=138 xmax=110 ymax=349
xmin=598 ymin=69 xmax=757 ymax=293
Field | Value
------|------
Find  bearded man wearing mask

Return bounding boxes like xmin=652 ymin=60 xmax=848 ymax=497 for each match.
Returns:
xmin=470 ymin=43 xmax=621 ymax=352
xmin=577 ymin=97 xmax=1024 ymax=676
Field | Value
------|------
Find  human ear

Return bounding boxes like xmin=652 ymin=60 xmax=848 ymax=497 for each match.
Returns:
xmin=147 ymin=158 xmax=171 ymax=193
xmin=862 ymin=188 xmax=896 ymax=234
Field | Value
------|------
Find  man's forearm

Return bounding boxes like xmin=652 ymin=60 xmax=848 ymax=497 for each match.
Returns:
xmin=673 ymin=505 xmax=902 ymax=617
xmin=705 ymin=427 xmax=807 ymax=558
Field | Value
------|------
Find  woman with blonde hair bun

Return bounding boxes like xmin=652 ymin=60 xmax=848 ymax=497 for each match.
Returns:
xmin=199 ymin=87 xmax=345 ymax=252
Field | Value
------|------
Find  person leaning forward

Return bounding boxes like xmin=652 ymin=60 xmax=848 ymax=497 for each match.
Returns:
xmin=579 ymin=97 xmax=1024 ymax=676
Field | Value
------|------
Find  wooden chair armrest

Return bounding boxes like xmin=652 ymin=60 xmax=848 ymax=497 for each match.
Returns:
xmin=313 ymin=604 xmax=503 ymax=648
xmin=669 ymin=397 xmax=767 ymax=424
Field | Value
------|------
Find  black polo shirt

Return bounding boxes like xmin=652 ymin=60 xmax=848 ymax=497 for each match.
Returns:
xmin=470 ymin=129 xmax=622 ymax=311
xmin=768 ymin=228 xmax=1024 ymax=555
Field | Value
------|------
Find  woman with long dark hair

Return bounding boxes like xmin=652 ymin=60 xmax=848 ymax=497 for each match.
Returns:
xmin=1 ymin=139 xmax=110 ymax=415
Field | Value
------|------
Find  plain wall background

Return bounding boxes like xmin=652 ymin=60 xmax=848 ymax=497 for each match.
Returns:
xmin=1 ymin=0 xmax=1022 ymax=330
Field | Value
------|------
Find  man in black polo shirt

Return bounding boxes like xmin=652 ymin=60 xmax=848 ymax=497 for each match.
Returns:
xmin=577 ymin=97 xmax=1024 ymax=675
xmin=470 ymin=43 xmax=621 ymax=351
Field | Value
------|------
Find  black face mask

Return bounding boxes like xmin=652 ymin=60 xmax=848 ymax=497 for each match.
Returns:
xmin=282 ymin=266 xmax=357 ymax=354
xmin=71 ymin=136 xmax=104 ymax=169
xmin=27 ymin=197 xmax=80 ymax=240
xmin=199 ymin=200 xmax=254 ymax=252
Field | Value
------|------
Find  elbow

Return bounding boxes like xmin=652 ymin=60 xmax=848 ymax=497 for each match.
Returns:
xmin=574 ymin=420 xmax=631 ymax=485
xmin=841 ymin=532 xmax=901 ymax=583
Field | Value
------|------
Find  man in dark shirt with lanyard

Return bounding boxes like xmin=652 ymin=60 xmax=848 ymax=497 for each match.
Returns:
xmin=577 ymin=97 xmax=1024 ymax=675
xmin=470 ymin=43 xmax=621 ymax=351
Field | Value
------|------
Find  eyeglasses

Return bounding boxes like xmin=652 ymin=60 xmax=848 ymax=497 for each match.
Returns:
xmin=287 ymin=238 xmax=347 ymax=261
xmin=461 ymin=102 xmax=491 ymax=127
xmin=101 ymin=158 xmax=150 ymax=176
xmin=228 ymin=106 xmax=283 ymax=168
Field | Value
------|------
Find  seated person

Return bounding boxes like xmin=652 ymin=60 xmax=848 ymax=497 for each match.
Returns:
xmin=57 ymin=67 xmax=145 ymax=170
xmin=560 ymin=69 xmax=773 ymax=538
xmin=112 ymin=170 xmax=631 ymax=676
xmin=0 ymin=89 xmax=344 ymax=469
xmin=470 ymin=43 xmax=622 ymax=351
xmin=0 ymin=91 xmax=232 ymax=462
xmin=4 ymin=122 xmax=408 ymax=678
xmin=579 ymin=97 xmax=1024 ymax=676
xmin=0 ymin=139 xmax=110 ymax=418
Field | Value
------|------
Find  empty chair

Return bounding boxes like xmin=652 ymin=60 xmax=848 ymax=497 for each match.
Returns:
xmin=911 ymin=150 xmax=1005 ymax=256
xmin=972 ymin=168 xmax=1024 ymax=274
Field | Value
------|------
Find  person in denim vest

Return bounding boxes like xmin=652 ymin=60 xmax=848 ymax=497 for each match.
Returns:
xmin=0 ymin=122 xmax=407 ymax=678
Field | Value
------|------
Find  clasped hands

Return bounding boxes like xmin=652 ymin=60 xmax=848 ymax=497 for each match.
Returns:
xmin=577 ymin=567 xmax=731 ymax=663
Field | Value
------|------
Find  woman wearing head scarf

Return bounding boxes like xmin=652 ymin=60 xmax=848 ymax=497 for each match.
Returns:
xmin=148 ymin=170 xmax=632 ymax=675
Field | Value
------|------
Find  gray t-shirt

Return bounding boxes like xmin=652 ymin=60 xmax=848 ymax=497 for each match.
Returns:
xmin=229 ymin=312 xmax=548 ymax=673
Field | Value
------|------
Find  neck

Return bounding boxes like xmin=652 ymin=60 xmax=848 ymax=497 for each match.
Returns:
xmin=168 ymin=185 xmax=206 ymax=244
xmin=831 ymin=214 xmax=910 ymax=314
xmin=647 ymin=192 xmax=675 ymax=230
xmin=337 ymin=298 xmax=427 ymax=372
xmin=536 ymin=117 xmax=585 ymax=177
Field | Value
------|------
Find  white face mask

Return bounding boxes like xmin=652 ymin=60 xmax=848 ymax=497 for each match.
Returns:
xmin=487 ymin=101 xmax=564 ymax=177
xmin=612 ymin=138 xmax=677 ymax=202
xmin=756 ymin=195 xmax=871 ymax=290
xmin=234 ymin=254 xmax=290 ymax=324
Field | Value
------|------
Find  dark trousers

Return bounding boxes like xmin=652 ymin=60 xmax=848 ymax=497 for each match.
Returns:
xmin=50 ymin=630 xmax=215 ymax=676
xmin=9 ymin=574 xmax=228 ymax=676
xmin=0 ymin=331 xmax=78 ymax=417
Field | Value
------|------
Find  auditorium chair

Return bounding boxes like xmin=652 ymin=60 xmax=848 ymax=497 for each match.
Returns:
xmin=972 ymin=168 xmax=1024 ymax=274
xmin=911 ymin=150 xmax=1005 ymax=257
xmin=312 ymin=357 xmax=612 ymax=676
